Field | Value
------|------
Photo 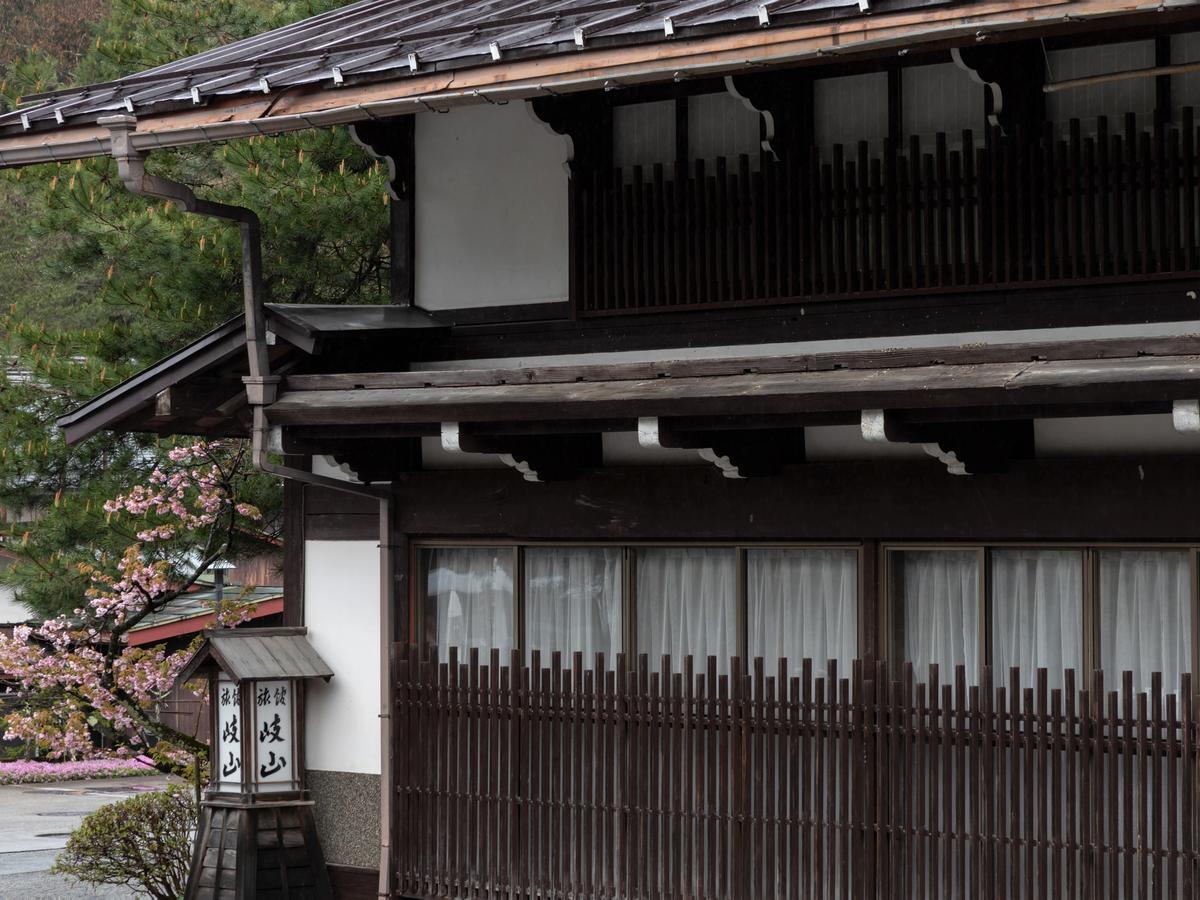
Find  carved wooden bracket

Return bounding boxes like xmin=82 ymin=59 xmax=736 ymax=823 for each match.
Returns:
xmin=725 ymin=71 xmax=813 ymax=159
xmin=349 ymin=117 xmax=414 ymax=201
xmin=530 ymin=94 xmax=614 ymax=177
xmin=348 ymin=116 xmax=415 ymax=306
xmin=638 ymin=416 xmax=805 ymax=478
xmin=862 ymin=410 xmax=1035 ymax=475
xmin=441 ymin=423 xmax=602 ymax=482
xmin=952 ymin=41 xmax=1046 ymax=136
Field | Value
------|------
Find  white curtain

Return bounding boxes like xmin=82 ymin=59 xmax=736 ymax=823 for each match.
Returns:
xmin=424 ymin=547 xmax=514 ymax=664
xmin=747 ymin=548 xmax=857 ymax=680
xmin=636 ymin=548 xmax=736 ymax=674
xmin=896 ymin=550 xmax=980 ymax=682
xmin=1099 ymin=549 xmax=1192 ymax=694
xmin=991 ymin=549 xmax=1084 ymax=690
xmin=524 ymin=548 xmax=623 ymax=669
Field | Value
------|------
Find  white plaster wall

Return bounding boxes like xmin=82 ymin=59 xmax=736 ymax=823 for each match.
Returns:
xmin=415 ymin=102 xmax=570 ymax=310
xmin=0 ymin=557 xmax=28 ymax=623
xmin=1046 ymin=41 xmax=1156 ymax=125
xmin=903 ymin=63 xmax=984 ymax=150
xmin=814 ymin=71 xmax=888 ymax=152
xmin=304 ymin=540 xmax=381 ymax=775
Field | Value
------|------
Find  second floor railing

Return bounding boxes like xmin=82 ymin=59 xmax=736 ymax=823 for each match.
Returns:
xmin=572 ymin=110 xmax=1200 ymax=316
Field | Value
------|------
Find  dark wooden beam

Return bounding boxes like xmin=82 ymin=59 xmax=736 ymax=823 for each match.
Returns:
xmin=377 ymin=457 xmax=1200 ymax=544
xmin=861 ymin=409 xmax=1035 ymax=475
xmin=154 ymin=382 xmax=245 ymax=424
xmin=407 ymin=280 xmax=1200 ymax=363
xmin=639 ymin=416 xmax=805 ymax=478
xmin=267 ymin=352 xmax=1200 ymax=427
xmin=529 ymin=93 xmax=613 ymax=177
xmin=285 ymin=333 xmax=1200 ymax=393
xmin=349 ymin=116 xmax=415 ymax=307
xmin=725 ymin=70 xmax=813 ymax=158
xmin=282 ymin=454 xmax=307 ymax=628
xmin=329 ymin=438 xmax=421 ymax=484
xmin=953 ymin=40 xmax=1046 ymax=136
xmin=441 ymin=423 xmax=602 ymax=482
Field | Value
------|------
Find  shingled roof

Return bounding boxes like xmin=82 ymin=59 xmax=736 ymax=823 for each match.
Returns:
xmin=1 ymin=0 xmax=942 ymax=135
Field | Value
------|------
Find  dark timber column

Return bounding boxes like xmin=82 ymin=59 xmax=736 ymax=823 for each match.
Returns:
xmin=350 ymin=117 xmax=416 ymax=307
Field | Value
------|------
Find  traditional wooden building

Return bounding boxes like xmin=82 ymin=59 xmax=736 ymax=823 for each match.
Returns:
xmin=8 ymin=0 xmax=1200 ymax=896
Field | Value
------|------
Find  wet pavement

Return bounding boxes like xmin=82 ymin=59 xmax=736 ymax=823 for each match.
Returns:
xmin=0 ymin=775 xmax=176 ymax=898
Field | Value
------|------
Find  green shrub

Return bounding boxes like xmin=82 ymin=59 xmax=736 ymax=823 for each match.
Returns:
xmin=52 ymin=786 xmax=196 ymax=899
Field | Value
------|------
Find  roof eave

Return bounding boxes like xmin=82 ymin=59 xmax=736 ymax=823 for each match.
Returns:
xmin=2 ymin=0 xmax=1187 ymax=170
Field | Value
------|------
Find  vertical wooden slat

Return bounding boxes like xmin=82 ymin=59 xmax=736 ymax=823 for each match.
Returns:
xmin=1036 ymin=671 xmax=1048 ymax=900
xmin=1065 ymin=669 xmax=1078 ymax=900
xmin=1107 ymin=688 xmax=1119 ymax=900
xmin=871 ymin=660 xmax=885 ymax=900
xmin=1184 ymin=107 xmax=1197 ymax=271
xmin=957 ymin=669 xmax=969 ymax=900
xmin=840 ymin=667 xmax=849 ymax=900
xmin=1050 ymin=683 xmax=1063 ymax=900
xmin=1183 ymin=674 xmax=1195 ymax=900
xmin=934 ymin=133 xmax=949 ymax=288
xmin=1122 ymin=672 xmax=1135 ymax=900
xmin=1152 ymin=672 xmax=1165 ymax=900
xmin=1166 ymin=690 xmax=1179 ymax=900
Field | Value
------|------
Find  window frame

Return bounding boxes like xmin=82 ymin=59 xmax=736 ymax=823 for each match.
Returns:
xmin=412 ymin=540 xmax=865 ymax=669
xmin=881 ymin=542 xmax=1200 ymax=685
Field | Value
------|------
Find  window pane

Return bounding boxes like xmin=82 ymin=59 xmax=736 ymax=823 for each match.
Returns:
xmin=747 ymin=548 xmax=857 ymax=680
xmin=524 ymin=548 xmax=623 ymax=669
xmin=636 ymin=548 xmax=736 ymax=674
xmin=1099 ymin=549 xmax=1192 ymax=693
xmin=421 ymin=547 xmax=514 ymax=664
xmin=991 ymin=549 xmax=1084 ymax=689
xmin=892 ymin=550 xmax=980 ymax=681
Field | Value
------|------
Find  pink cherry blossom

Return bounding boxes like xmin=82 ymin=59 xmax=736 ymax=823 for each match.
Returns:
xmin=0 ymin=440 xmax=270 ymax=760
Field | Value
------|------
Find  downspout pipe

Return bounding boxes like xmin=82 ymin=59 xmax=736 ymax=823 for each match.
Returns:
xmin=100 ymin=114 xmax=383 ymax=500
xmin=102 ymin=114 xmax=398 ymax=898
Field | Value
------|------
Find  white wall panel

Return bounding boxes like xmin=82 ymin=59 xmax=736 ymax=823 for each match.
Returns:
xmin=903 ymin=63 xmax=984 ymax=148
xmin=614 ymin=100 xmax=676 ymax=171
xmin=415 ymin=103 xmax=569 ymax=310
xmin=305 ymin=540 xmax=382 ymax=775
xmin=1047 ymin=41 xmax=1155 ymax=125
xmin=1036 ymin=415 xmax=1200 ymax=456
xmin=688 ymin=92 xmax=761 ymax=163
xmin=814 ymin=72 xmax=888 ymax=151
xmin=1173 ymin=32 xmax=1200 ymax=116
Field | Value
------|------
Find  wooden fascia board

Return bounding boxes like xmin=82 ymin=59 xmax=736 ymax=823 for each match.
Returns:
xmin=264 ymin=355 xmax=1200 ymax=426
xmin=0 ymin=0 xmax=1185 ymax=169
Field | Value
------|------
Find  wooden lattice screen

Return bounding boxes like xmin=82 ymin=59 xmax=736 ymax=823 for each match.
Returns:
xmin=394 ymin=646 xmax=1200 ymax=899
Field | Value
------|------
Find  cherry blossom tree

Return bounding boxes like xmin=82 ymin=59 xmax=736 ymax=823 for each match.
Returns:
xmin=0 ymin=440 xmax=273 ymax=760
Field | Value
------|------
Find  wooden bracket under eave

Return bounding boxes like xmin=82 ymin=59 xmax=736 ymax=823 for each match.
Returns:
xmin=861 ymin=409 xmax=1035 ymax=476
xmin=441 ymin=422 xmax=602 ymax=482
xmin=638 ymin=416 xmax=806 ymax=478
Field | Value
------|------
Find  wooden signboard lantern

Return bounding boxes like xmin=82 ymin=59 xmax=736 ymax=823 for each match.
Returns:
xmin=175 ymin=627 xmax=335 ymax=899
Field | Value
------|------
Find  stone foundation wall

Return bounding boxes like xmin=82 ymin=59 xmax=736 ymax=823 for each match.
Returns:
xmin=308 ymin=769 xmax=380 ymax=869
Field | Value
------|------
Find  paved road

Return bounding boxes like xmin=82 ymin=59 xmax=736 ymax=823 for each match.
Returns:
xmin=0 ymin=774 xmax=176 ymax=899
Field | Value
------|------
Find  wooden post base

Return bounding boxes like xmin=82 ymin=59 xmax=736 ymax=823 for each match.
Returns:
xmin=186 ymin=798 xmax=334 ymax=899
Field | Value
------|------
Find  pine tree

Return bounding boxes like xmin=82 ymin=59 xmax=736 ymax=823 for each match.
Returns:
xmin=0 ymin=0 xmax=390 ymax=617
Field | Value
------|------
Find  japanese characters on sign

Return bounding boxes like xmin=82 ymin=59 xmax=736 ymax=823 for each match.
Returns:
xmin=215 ymin=674 xmax=243 ymax=788
xmin=254 ymin=679 xmax=294 ymax=790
